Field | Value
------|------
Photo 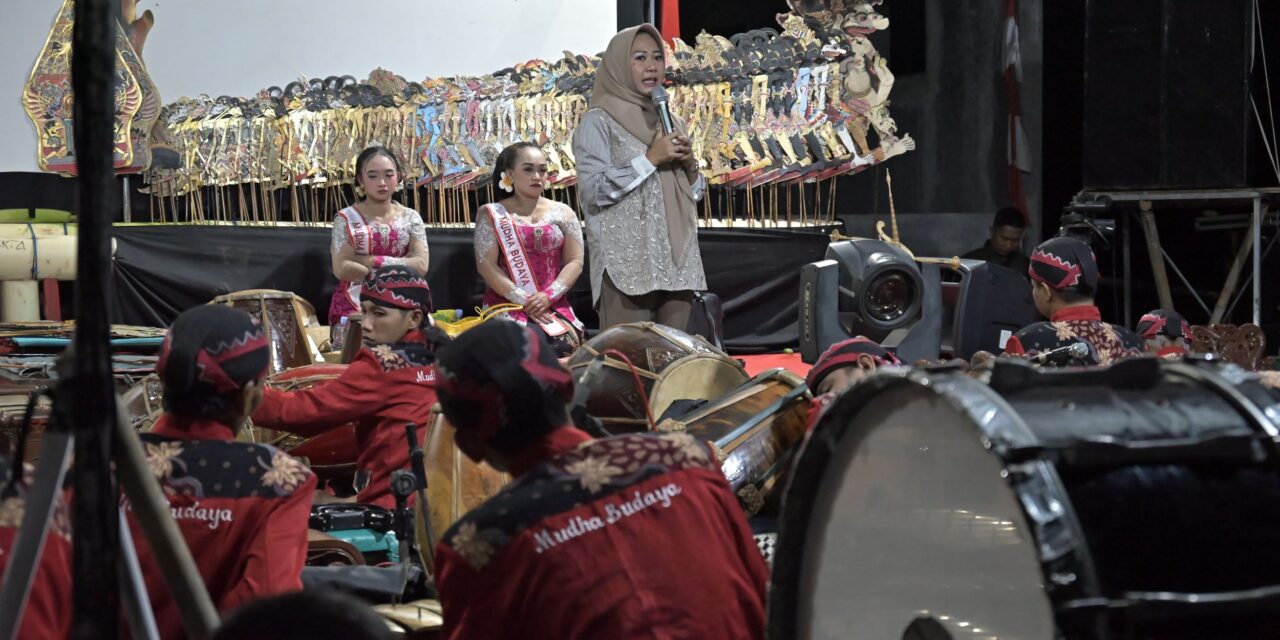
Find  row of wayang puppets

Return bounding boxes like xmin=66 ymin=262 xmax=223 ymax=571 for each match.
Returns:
xmin=143 ymin=5 xmax=912 ymax=222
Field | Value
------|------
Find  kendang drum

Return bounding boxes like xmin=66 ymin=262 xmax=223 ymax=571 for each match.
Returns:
xmin=567 ymin=322 xmax=748 ymax=434
xmin=769 ymin=357 xmax=1280 ymax=639
xmin=658 ymin=368 xmax=810 ymax=517
xmin=421 ymin=407 xmax=510 ymax=545
xmin=210 ymin=289 xmax=320 ymax=374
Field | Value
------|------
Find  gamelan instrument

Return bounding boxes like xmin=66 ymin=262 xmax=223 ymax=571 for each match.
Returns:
xmin=658 ymin=368 xmax=810 ymax=517
xmin=567 ymin=322 xmax=748 ymax=433
xmin=420 ymin=407 xmax=510 ymax=545
xmin=209 ymin=289 xmax=321 ymax=374
xmin=769 ymin=357 xmax=1280 ymax=639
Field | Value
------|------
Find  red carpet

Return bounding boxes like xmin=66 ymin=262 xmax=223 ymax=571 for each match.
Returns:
xmin=738 ymin=352 xmax=809 ymax=379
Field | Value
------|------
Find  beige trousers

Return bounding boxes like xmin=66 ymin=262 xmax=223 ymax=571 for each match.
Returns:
xmin=597 ymin=271 xmax=694 ymax=332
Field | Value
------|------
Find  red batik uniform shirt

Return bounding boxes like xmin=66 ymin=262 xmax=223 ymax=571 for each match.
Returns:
xmin=1004 ymin=305 xmax=1145 ymax=366
xmin=252 ymin=330 xmax=439 ymax=508
xmin=0 ymin=458 xmax=72 ymax=640
xmin=435 ymin=427 xmax=769 ymax=640
xmin=127 ymin=415 xmax=315 ymax=640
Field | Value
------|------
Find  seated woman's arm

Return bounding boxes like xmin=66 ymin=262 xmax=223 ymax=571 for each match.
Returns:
xmin=375 ymin=208 xmax=430 ymax=275
xmin=331 ymin=215 xmax=371 ymax=282
xmin=473 ymin=207 xmax=528 ymax=305
xmin=543 ymin=206 xmax=585 ymax=302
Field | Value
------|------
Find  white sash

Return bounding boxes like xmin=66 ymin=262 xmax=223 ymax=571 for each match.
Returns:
xmin=488 ymin=204 xmax=571 ymax=337
xmin=338 ymin=207 xmax=370 ymax=308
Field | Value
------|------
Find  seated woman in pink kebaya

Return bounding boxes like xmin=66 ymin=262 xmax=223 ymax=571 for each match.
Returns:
xmin=473 ymin=142 xmax=584 ymax=354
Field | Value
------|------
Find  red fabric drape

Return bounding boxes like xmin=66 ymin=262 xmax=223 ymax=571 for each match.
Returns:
xmin=658 ymin=0 xmax=680 ymax=43
xmin=1004 ymin=0 xmax=1029 ymax=223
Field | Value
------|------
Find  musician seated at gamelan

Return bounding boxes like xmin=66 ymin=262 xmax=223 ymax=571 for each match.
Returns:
xmin=805 ymin=336 xmax=902 ymax=430
xmin=0 ymin=456 xmax=72 ymax=640
xmin=1136 ymin=308 xmax=1195 ymax=359
xmin=432 ymin=321 xmax=769 ymax=640
xmin=252 ymin=266 xmax=446 ymax=509
xmin=127 ymin=305 xmax=315 ymax=640
xmin=1003 ymin=236 xmax=1144 ymax=366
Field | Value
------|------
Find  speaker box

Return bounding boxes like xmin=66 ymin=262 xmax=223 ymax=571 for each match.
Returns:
xmin=1083 ymin=0 xmax=1253 ymax=190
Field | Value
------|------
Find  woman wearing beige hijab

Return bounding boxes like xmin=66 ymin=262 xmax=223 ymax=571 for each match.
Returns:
xmin=572 ymin=24 xmax=706 ymax=331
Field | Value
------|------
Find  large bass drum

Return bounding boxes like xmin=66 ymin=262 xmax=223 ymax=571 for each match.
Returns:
xmin=567 ymin=322 xmax=748 ymax=433
xmin=769 ymin=358 xmax=1280 ymax=639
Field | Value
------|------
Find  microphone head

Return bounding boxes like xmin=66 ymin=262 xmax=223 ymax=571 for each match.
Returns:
xmin=1068 ymin=342 xmax=1090 ymax=358
xmin=650 ymin=85 xmax=669 ymax=104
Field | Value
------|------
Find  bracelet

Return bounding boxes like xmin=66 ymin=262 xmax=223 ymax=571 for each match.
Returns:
xmin=543 ymin=281 xmax=568 ymax=301
xmin=505 ymin=286 xmax=530 ymax=305
xmin=372 ymin=256 xmax=385 ymax=268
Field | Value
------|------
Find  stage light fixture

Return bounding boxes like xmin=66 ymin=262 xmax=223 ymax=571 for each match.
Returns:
xmin=800 ymin=240 xmax=1039 ymax=364
xmin=826 ymin=238 xmax=923 ymax=337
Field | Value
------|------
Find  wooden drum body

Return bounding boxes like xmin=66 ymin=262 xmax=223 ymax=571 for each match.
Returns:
xmin=661 ymin=368 xmax=811 ymax=517
xmin=211 ymin=289 xmax=319 ymax=375
xmin=567 ymin=322 xmax=748 ymax=433
xmin=422 ymin=410 xmax=510 ymax=540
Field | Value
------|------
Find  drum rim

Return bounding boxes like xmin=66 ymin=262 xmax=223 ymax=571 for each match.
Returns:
xmin=211 ymin=289 xmax=302 ymax=302
xmin=767 ymin=367 xmax=1100 ymax=638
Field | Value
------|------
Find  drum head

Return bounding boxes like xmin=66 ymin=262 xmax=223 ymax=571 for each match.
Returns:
xmin=648 ymin=353 xmax=749 ymax=420
xmin=772 ymin=376 xmax=1053 ymax=640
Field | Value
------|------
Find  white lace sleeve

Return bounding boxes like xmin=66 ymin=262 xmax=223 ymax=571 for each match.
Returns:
xmin=552 ymin=203 xmax=585 ymax=248
xmin=380 ymin=208 xmax=430 ymax=272
xmin=331 ymin=214 xmax=350 ymax=254
xmin=473 ymin=206 xmax=497 ymax=262
xmin=406 ymin=208 xmax=429 ymax=250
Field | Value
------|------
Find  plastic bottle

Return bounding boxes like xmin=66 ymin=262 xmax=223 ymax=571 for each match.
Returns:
xmin=332 ymin=316 xmax=349 ymax=352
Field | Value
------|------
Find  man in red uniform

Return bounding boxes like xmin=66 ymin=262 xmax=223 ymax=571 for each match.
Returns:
xmin=1136 ymin=308 xmax=1195 ymax=359
xmin=804 ymin=336 xmax=902 ymax=431
xmin=1004 ymin=236 xmax=1144 ymax=366
xmin=432 ymin=321 xmax=768 ymax=640
xmin=252 ymin=266 xmax=446 ymax=508
xmin=0 ymin=457 xmax=72 ymax=640
xmin=128 ymin=304 xmax=315 ymax=640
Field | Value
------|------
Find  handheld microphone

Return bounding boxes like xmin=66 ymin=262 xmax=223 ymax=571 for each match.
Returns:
xmin=1031 ymin=342 xmax=1091 ymax=366
xmin=650 ymin=86 xmax=675 ymax=135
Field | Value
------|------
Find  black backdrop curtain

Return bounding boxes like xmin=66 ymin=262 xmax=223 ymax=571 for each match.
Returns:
xmin=108 ymin=225 xmax=833 ymax=353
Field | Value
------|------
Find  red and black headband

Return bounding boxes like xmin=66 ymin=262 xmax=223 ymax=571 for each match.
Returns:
xmin=806 ymin=336 xmax=900 ymax=390
xmin=1029 ymin=236 xmax=1099 ymax=292
xmin=1137 ymin=309 xmax=1194 ymax=345
xmin=158 ymin=305 xmax=270 ymax=397
xmin=361 ymin=265 xmax=433 ymax=312
xmin=435 ymin=321 xmax=573 ymax=460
